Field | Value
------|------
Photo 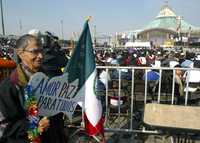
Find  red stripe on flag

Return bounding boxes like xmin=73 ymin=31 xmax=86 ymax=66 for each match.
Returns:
xmin=84 ymin=113 xmax=104 ymax=136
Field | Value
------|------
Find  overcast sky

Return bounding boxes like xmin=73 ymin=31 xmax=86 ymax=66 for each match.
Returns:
xmin=2 ymin=0 xmax=200 ymax=39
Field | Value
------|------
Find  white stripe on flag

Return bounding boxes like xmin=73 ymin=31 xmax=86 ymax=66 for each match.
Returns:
xmin=76 ymin=69 xmax=102 ymax=126
xmin=84 ymin=69 xmax=102 ymax=126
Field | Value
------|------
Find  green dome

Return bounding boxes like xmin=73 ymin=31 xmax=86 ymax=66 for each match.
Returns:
xmin=141 ymin=5 xmax=200 ymax=33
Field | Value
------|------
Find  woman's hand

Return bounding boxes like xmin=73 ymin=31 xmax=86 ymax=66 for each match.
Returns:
xmin=38 ymin=117 xmax=50 ymax=134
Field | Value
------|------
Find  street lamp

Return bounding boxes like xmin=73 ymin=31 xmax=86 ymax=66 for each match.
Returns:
xmin=0 ymin=0 xmax=5 ymax=35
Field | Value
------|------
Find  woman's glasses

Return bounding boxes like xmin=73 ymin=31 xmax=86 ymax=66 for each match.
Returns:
xmin=23 ymin=48 xmax=44 ymax=55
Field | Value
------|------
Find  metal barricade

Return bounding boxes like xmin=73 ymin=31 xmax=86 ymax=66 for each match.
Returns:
xmin=96 ymin=66 xmax=200 ymax=135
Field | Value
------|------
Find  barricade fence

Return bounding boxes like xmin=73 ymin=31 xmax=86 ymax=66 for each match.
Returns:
xmin=96 ymin=66 xmax=200 ymax=134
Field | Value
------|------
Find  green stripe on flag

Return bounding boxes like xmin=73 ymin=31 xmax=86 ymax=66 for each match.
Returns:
xmin=64 ymin=20 xmax=96 ymax=90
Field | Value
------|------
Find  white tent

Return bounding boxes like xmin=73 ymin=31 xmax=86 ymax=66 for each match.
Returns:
xmin=125 ymin=41 xmax=151 ymax=48
xmin=184 ymin=70 xmax=200 ymax=83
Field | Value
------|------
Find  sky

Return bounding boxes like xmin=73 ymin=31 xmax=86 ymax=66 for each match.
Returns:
xmin=2 ymin=0 xmax=200 ymax=39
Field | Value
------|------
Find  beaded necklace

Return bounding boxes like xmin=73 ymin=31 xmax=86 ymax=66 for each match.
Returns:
xmin=24 ymin=85 xmax=41 ymax=143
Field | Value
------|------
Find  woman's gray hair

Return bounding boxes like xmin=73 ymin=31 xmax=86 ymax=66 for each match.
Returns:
xmin=16 ymin=34 xmax=41 ymax=50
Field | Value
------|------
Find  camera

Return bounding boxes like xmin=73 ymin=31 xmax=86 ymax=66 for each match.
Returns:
xmin=39 ymin=31 xmax=68 ymax=77
xmin=39 ymin=31 xmax=59 ymax=49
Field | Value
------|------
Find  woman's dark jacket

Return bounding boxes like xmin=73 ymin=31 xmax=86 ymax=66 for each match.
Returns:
xmin=0 ymin=65 xmax=67 ymax=143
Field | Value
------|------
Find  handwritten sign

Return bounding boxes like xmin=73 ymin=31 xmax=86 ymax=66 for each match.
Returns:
xmin=28 ymin=72 xmax=83 ymax=119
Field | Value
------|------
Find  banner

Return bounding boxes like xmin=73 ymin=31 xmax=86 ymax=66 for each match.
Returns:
xmin=29 ymin=72 xmax=83 ymax=119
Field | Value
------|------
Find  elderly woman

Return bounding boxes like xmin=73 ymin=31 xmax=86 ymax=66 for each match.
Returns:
xmin=0 ymin=34 xmax=66 ymax=143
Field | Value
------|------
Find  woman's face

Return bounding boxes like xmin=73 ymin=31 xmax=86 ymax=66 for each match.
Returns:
xmin=17 ymin=39 xmax=43 ymax=72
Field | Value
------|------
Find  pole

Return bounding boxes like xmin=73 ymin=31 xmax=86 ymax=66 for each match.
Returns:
xmin=60 ymin=20 xmax=64 ymax=40
xmin=0 ymin=0 xmax=5 ymax=35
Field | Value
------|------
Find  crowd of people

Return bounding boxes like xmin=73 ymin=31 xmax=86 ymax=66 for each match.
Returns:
xmin=95 ymin=47 xmax=200 ymax=68
xmin=0 ymin=36 xmax=16 ymax=60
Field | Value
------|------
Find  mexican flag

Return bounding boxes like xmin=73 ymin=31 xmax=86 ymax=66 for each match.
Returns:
xmin=64 ymin=20 xmax=104 ymax=136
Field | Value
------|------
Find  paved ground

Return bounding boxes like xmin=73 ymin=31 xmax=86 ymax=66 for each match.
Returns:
xmin=104 ymin=112 xmax=200 ymax=143
xmin=106 ymin=134 xmax=200 ymax=143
